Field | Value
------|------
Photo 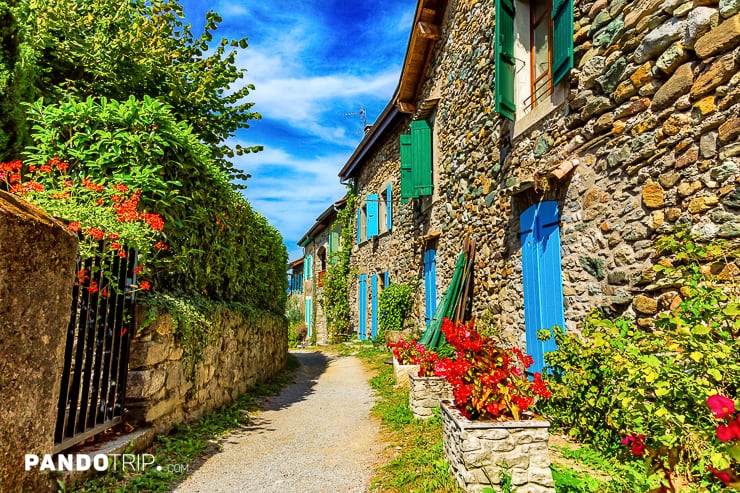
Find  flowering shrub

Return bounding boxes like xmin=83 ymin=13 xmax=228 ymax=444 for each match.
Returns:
xmin=707 ymin=394 xmax=740 ymax=489
xmin=1 ymin=158 xmax=165 ymax=292
xmin=390 ymin=338 xmax=441 ymax=376
xmin=434 ymin=318 xmax=551 ymax=421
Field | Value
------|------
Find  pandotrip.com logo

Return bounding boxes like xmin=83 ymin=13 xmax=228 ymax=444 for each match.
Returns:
xmin=25 ymin=453 xmax=188 ymax=473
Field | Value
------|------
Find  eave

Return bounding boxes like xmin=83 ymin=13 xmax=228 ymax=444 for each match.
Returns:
xmin=395 ymin=0 xmax=448 ymax=114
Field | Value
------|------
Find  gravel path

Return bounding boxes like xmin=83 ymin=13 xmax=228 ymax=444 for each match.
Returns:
xmin=174 ymin=350 xmax=386 ymax=493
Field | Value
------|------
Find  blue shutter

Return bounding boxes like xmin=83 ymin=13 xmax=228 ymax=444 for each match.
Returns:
xmin=495 ymin=0 xmax=516 ymax=120
xmin=367 ymin=194 xmax=379 ymax=238
xmin=400 ymin=135 xmax=413 ymax=203
xmin=423 ymin=248 xmax=437 ymax=324
xmin=356 ymin=208 xmax=362 ymax=244
xmin=359 ymin=275 xmax=367 ymax=340
xmin=386 ymin=184 xmax=393 ymax=231
xmin=371 ymin=274 xmax=378 ymax=340
xmin=411 ymin=120 xmax=433 ymax=197
xmin=305 ymin=298 xmax=312 ymax=335
xmin=552 ymin=0 xmax=574 ymax=85
xmin=384 ymin=271 xmax=390 ymax=288
xmin=520 ymin=201 xmax=565 ymax=374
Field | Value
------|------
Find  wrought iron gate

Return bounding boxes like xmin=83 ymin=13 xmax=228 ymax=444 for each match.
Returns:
xmin=54 ymin=247 xmax=138 ymax=453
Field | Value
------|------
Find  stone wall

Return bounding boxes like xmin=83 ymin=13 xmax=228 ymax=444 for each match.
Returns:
xmin=409 ymin=374 xmax=454 ymax=419
xmin=441 ymin=401 xmax=555 ymax=493
xmin=0 ymin=191 xmax=78 ymax=493
xmin=350 ymin=0 xmax=740 ymax=350
xmin=126 ymin=306 xmax=287 ymax=431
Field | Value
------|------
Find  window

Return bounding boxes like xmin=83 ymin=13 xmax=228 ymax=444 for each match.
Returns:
xmin=328 ymin=230 xmax=340 ymax=265
xmin=495 ymin=0 xmax=573 ymax=122
xmin=399 ymin=119 xmax=433 ymax=203
xmin=304 ymin=254 xmax=313 ymax=279
xmin=357 ymin=195 xmax=379 ymax=243
xmin=318 ymin=246 xmax=327 ymax=272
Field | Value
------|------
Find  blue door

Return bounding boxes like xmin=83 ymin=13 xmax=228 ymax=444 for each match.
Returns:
xmin=423 ymin=248 xmax=437 ymax=325
xmin=520 ymin=201 xmax=565 ymax=374
xmin=359 ymin=275 xmax=367 ymax=340
xmin=371 ymin=274 xmax=378 ymax=340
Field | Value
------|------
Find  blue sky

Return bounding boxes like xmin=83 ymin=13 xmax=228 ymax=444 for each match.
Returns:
xmin=180 ymin=0 xmax=415 ymax=261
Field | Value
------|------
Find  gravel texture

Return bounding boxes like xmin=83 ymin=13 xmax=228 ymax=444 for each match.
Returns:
xmin=175 ymin=350 xmax=386 ymax=493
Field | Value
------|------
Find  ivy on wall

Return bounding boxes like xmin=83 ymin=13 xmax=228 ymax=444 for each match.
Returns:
xmin=320 ymin=189 xmax=357 ymax=342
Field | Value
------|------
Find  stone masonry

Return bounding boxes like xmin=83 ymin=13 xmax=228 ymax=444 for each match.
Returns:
xmin=409 ymin=374 xmax=454 ymax=419
xmin=126 ymin=307 xmax=287 ymax=433
xmin=441 ymin=401 xmax=555 ymax=493
xmin=343 ymin=0 xmax=740 ymax=350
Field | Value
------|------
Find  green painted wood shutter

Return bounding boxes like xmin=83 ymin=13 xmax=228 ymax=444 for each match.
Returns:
xmin=400 ymin=134 xmax=413 ymax=203
xmin=411 ymin=120 xmax=433 ymax=197
xmin=366 ymin=194 xmax=379 ymax=238
xmin=386 ymin=184 xmax=393 ymax=231
xmin=552 ymin=0 xmax=574 ymax=86
xmin=494 ymin=0 xmax=516 ymax=120
xmin=328 ymin=231 xmax=339 ymax=265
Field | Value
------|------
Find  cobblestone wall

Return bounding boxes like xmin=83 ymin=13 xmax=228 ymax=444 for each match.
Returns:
xmin=126 ymin=307 xmax=287 ymax=432
xmin=355 ymin=0 xmax=740 ymax=349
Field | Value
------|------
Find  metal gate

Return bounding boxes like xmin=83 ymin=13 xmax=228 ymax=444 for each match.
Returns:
xmin=54 ymin=247 xmax=138 ymax=453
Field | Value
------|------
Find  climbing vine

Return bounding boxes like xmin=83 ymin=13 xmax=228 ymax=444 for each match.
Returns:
xmin=320 ymin=188 xmax=357 ymax=343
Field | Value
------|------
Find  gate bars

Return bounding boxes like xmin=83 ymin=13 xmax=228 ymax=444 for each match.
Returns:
xmin=53 ymin=246 xmax=138 ymax=454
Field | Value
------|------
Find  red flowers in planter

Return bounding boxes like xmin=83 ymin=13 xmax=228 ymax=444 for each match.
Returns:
xmin=390 ymin=339 xmax=440 ymax=376
xmin=706 ymin=394 xmax=740 ymax=489
xmin=434 ymin=318 xmax=551 ymax=421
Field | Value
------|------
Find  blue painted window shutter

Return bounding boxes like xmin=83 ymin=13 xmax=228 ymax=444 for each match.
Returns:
xmin=520 ymin=201 xmax=565 ymax=374
xmin=423 ymin=248 xmax=437 ymax=325
xmin=371 ymin=274 xmax=378 ymax=340
xmin=359 ymin=275 xmax=367 ymax=340
xmin=367 ymin=194 xmax=379 ymax=238
xmin=305 ymin=298 xmax=312 ymax=335
xmin=386 ymin=184 xmax=393 ymax=231
xmin=400 ymin=135 xmax=413 ymax=203
xmin=304 ymin=254 xmax=312 ymax=279
xmin=356 ymin=208 xmax=362 ymax=244
xmin=552 ymin=0 xmax=574 ymax=85
xmin=384 ymin=271 xmax=390 ymax=288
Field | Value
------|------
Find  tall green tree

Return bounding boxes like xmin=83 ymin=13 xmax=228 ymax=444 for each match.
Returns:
xmin=13 ymin=0 xmax=260 ymax=179
xmin=0 ymin=1 xmax=31 ymax=162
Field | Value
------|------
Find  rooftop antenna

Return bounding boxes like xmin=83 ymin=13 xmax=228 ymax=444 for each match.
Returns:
xmin=343 ymin=105 xmax=368 ymax=135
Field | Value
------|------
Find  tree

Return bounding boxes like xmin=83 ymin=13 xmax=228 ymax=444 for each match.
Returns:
xmin=12 ymin=0 xmax=260 ymax=179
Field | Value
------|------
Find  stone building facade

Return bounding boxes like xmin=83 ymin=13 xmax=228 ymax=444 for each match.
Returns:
xmin=299 ymin=197 xmax=346 ymax=344
xmin=339 ymin=0 xmax=740 ymax=366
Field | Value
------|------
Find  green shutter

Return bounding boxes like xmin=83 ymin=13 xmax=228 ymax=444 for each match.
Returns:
xmin=356 ymin=208 xmax=362 ymax=244
xmin=411 ymin=120 xmax=433 ymax=197
xmin=400 ymin=134 xmax=413 ymax=203
xmin=329 ymin=231 xmax=339 ymax=265
xmin=552 ymin=0 xmax=574 ymax=86
xmin=494 ymin=0 xmax=516 ymax=120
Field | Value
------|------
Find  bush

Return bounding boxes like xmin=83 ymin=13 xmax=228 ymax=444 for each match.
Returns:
xmin=378 ymin=281 xmax=416 ymax=342
xmin=539 ymin=232 xmax=740 ymax=486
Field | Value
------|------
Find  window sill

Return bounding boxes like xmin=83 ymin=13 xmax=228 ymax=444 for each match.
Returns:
xmin=512 ymin=84 xmax=566 ymax=139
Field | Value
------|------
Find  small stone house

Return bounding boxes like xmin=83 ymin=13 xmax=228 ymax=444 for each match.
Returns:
xmin=339 ymin=0 xmax=740 ymax=369
xmin=298 ymin=197 xmax=346 ymax=344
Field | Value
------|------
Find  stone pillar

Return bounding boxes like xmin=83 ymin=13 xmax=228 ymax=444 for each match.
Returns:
xmin=441 ymin=400 xmax=555 ymax=493
xmin=0 ymin=191 xmax=78 ymax=493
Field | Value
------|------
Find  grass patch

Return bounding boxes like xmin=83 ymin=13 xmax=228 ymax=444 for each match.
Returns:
xmin=352 ymin=346 xmax=462 ymax=493
xmin=67 ymin=354 xmax=300 ymax=493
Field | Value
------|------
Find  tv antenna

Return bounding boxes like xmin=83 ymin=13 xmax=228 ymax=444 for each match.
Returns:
xmin=343 ymin=105 xmax=368 ymax=134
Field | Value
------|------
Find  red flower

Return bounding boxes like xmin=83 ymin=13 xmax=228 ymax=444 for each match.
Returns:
xmin=707 ymin=394 xmax=736 ymax=420
xmin=621 ymin=433 xmax=646 ymax=456
xmin=101 ymin=287 xmax=108 ymax=298
xmin=78 ymin=269 xmax=88 ymax=283
xmin=108 ymin=233 xmax=120 ymax=240
xmin=87 ymin=280 xmax=99 ymax=294
xmin=118 ymin=250 xmax=126 ymax=258
xmin=39 ymin=165 xmax=52 ymax=174
xmin=114 ymin=184 xmax=129 ymax=193
xmin=154 ymin=241 xmax=168 ymax=251
xmin=85 ymin=228 xmax=105 ymax=240
xmin=708 ymin=466 xmax=733 ymax=486
xmin=142 ymin=212 xmax=164 ymax=231
xmin=24 ymin=181 xmax=44 ymax=192
xmin=63 ymin=180 xmax=73 ymax=188
xmin=110 ymin=242 xmax=121 ymax=250
xmin=716 ymin=418 xmax=740 ymax=442
xmin=68 ymin=222 xmax=81 ymax=232
xmin=133 ymin=265 xmax=144 ymax=275
xmin=139 ymin=280 xmax=151 ymax=291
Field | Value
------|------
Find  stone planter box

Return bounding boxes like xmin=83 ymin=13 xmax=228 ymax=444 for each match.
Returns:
xmin=440 ymin=400 xmax=555 ymax=493
xmin=409 ymin=374 xmax=454 ymax=419
xmin=392 ymin=357 xmax=419 ymax=388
